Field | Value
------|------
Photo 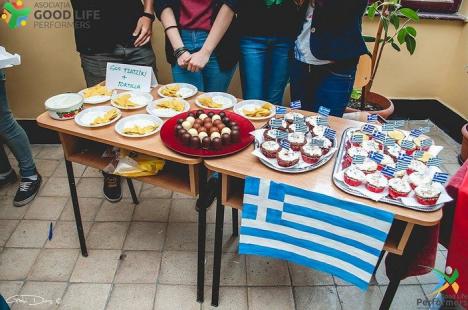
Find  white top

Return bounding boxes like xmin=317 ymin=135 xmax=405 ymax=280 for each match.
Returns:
xmin=294 ymin=5 xmax=331 ymax=65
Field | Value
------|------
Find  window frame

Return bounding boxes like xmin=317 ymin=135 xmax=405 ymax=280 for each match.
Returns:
xmin=400 ymin=0 xmax=463 ymax=14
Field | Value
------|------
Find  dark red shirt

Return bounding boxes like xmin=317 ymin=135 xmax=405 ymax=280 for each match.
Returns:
xmin=179 ymin=0 xmax=214 ymax=31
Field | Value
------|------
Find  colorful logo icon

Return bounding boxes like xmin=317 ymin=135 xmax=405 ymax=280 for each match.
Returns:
xmin=1 ymin=1 xmax=31 ymax=29
xmin=430 ymin=266 xmax=460 ymax=297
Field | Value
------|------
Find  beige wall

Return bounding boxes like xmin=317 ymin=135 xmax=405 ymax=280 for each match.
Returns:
xmin=0 ymin=0 xmax=467 ymax=119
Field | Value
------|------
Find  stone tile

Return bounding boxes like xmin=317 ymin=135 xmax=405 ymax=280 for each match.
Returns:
xmin=15 ymin=281 xmax=67 ymax=310
xmin=443 ymin=163 xmax=462 ymax=177
xmin=159 ymin=251 xmax=198 ymax=285
xmin=206 ymin=202 xmax=234 ymax=225
xmin=30 ymin=144 xmax=45 ymax=157
xmin=52 ymin=161 xmax=86 ymax=178
xmin=132 ymin=199 xmax=171 ymax=222
xmin=24 ymin=197 xmax=68 ymax=220
xmin=337 ymin=285 xmax=383 ymax=310
xmin=122 ymin=180 xmax=143 ymax=199
xmin=107 ymin=284 xmax=156 ymax=310
xmin=6 ymin=220 xmax=51 ymax=248
xmin=35 ymin=159 xmax=61 ymax=177
xmin=114 ymin=251 xmax=161 ymax=284
xmin=172 ymin=192 xmax=192 ymax=199
xmin=202 ymin=286 xmax=248 ymax=310
xmin=248 ymin=287 xmax=295 ymax=310
xmin=69 ymin=250 xmax=121 ymax=283
xmin=123 ymin=222 xmax=166 ymax=251
xmin=379 ymin=284 xmax=426 ymax=310
xmin=36 ymin=145 xmax=64 ymax=160
xmin=76 ymin=178 xmax=104 ymax=198
xmin=40 ymin=177 xmax=75 ymax=197
xmin=45 ymin=221 xmax=92 ymax=249
xmin=28 ymin=249 xmax=79 ymax=281
xmin=417 ymin=251 xmax=446 ymax=284
xmin=294 ymin=286 xmax=340 ymax=310
xmin=0 ymin=281 xmax=23 ymax=301
xmin=289 ymin=263 xmax=334 ymax=286
xmin=205 ymin=253 xmax=246 ymax=286
xmin=370 ymin=254 xmax=419 ymax=285
xmin=0 ymin=220 xmax=18 ymax=246
xmin=154 ymin=285 xmax=198 ymax=310
xmin=0 ymin=198 xmax=29 ymax=219
xmin=246 ymin=256 xmax=291 ymax=286
xmin=87 ymin=222 xmax=129 ymax=250
xmin=168 ymin=198 xmax=198 ymax=222
xmin=60 ymin=198 xmax=103 ymax=221
xmin=140 ymin=184 xmax=172 ymax=199
xmin=0 ymin=177 xmax=20 ymax=197
xmin=95 ymin=200 xmax=135 ymax=222
xmin=59 ymin=283 xmax=111 ymax=310
xmin=0 ymin=248 xmax=40 ymax=280
xmin=82 ymin=167 xmax=103 ymax=178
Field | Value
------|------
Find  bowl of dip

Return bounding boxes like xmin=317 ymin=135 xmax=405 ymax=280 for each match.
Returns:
xmin=45 ymin=93 xmax=84 ymax=120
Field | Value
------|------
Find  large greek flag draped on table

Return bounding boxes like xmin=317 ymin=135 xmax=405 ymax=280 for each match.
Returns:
xmin=239 ymin=177 xmax=394 ymax=289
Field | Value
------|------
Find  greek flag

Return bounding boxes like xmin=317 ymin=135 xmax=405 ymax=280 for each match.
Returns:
xmin=310 ymin=138 xmax=324 ymax=147
xmin=381 ymin=166 xmax=396 ymax=178
xmin=295 ymin=122 xmax=308 ymax=133
xmin=400 ymin=139 xmax=415 ymax=150
xmin=373 ymin=131 xmax=386 ymax=143
xmin=352 ymin=155 xmax=366 ymax=165
xmin=432 ymin=172 xmax=449 ymax=184
xmin=318 ymin=106 xmax=331 ymax=117
xmin=396 ymin=154 xmax=412 ymax=170
xmin=280 ymin=139 xmax=291 ymax=150
xmin=384 ymin=137 xmax=396 ymax=147
xmin=290 ymin=100 xmax=302 ymax=110
xmin=351 ymin=134 xmax=364 ymax=144
xmin=324 ymin=128 xmax=336 ymax=140
xmin=276 ymin=130 xmax=288 ymax=140
xmin=362 ymin=124 xmax=376 ymax=135
xmin=382 ymin=123 xmax=395 ymax=132
xmin=392 ymin=120 xmax=405 ymax=128
xmin=421 ymin=139 xmax=433 ymax=148
xmin=270 ymin=119 xmax=283 ymax=129
xmin=410 ymin=129 xmax=423 ymax=138
xmin=276 ymin=105 xmax=287 ymax=115
xmin=368 ymin=151 xmax=384 ymax=164
xmin=427 ymin=157 xmax=442 ymax=168
xmin=367 ymin=114 xmax=378 ymax=123
xmin=240 ymin=177 xmax=394 ymax=289
xmin=419 ymin=126 xmax=431 ymax=134
xmin=413 ymin=150 xmax=425 ymax=159
xmin=316 ymin=117 xmax=329 ymax=127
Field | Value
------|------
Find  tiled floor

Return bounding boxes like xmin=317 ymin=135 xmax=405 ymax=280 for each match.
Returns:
xmin=0 ymin=120 xmax=462 ymax=310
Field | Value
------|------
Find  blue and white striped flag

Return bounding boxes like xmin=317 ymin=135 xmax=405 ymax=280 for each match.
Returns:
xmin=381 ymin=166 xmax=396 ymax=178
xmin=372 ymin=131 xmax=386 ymax=143
xmin=432 ymin=172 xmax=449 ymax=184
xmin=310 ymin=138 xmax=325 ymax=147
xmin=351 ymin=134 xmax=364 ymax=144
xmin=384 ymin=137 xmax=396 ymax=147
xmin=270 ymin=119 xmax=283 ymax=129
xmin=276 ymin=130 xmax=288 ymax=140
xmin=352 ymin=155 xmax=366 ymax=165
xmin=419 ymin=126 xmax=431 ymax=134
xmin=316 ymin=117 xmax=329 ymax=127
xmin=240 ymin=177 xmax=394 ymax=289
xmin=318 ymin=106 xmax=331 ymax=117
xmin=295 ymin=122 xmax=308 ymax=133
xmin=290 ymin=100 xmax=302 ymax=110
xmin=392 ymin=120 xmax=405 ymax=128
xmin=276 ymin=105 xmax=287 ymax=115
xmin=427 ymin=157 xmax=442 ymax=168
xmin=280 ymin=139 xmax=291 ymax=150
xmin=397 ymin=153 xmax=413 ymax=164
xmin=410 ymin=129 xmax=423 ymax=138
xmin=368 ymin=151 xmax=384 ymax=164
xmin=367 ymin=114 xmax=378 ymax=123
xmin=324 ymin=128 xmax=336 ymax=141
xmin=382 ymin=123 xmax=395 ymax=132
xmin=362 ymin=124 xmax=376 ymax=135
xmin=400 ymin=139 xmax=415 ymax=150
xmin=420 ymin=139 xmax=433 ymax=148
xmin=413 ymin=150 xmax=425 ymax=159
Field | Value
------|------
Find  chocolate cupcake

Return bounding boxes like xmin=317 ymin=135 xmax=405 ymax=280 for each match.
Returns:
xmin=260 ymin=141 xmax=281 ymax=159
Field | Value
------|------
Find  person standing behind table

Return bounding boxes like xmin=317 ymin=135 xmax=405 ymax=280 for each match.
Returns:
xmin=290 ymin=0 xmax=368 ymax=117
xmin=155 ymin=0 xmax=239 ymax=92
xmin=237 ymin=0 xmax=304 ymax=104
xmin=70 ymin=0 xmax=157 ymax=203
xmin=0 ymin=69 xmax=42 ymax=207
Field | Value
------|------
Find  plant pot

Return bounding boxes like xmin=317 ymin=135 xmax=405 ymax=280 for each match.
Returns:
xmin=345 ymin=92 xmax=395 ymax=119
xmin=460 ymin=124 xmax=468 ymax=164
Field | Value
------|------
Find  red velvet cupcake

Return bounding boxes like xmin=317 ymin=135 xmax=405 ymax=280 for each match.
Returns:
xmin=301 ymin=145 xmax=322 ymax=164
xmin=260 ymin=141 xmax=281 ymax=159
xmin=343 ymin=166 xmax=366 ymax=187
xmin=388 ymin=178 xmax=412 ymax=199
xmin=276 ymin=149 xmax=300 ymax=168
xmin=415 ymin=183 xmax=441 ymax=206
xmin=365 ymin=172 xmax=388 ymax=193
xmin=288 ymin=132 xmax=306 ymax=151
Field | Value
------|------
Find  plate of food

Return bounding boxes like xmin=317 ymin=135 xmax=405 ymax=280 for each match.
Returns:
xmin=110 ymin=91 xmax=153 ymax=110
xmin=147 ymin=98 xmax=190 ymax=118
xmin=74 ymin=106 xmax=121 ymax=128
xmin=234 ymin=100 xmax=276 ymax=120
xmin=160 ymin=109 xmax=255 ymax=158
xmin=115 ymin=114 xmax=163 ymax=138
xmin=158 ymin=83 xmax=198 ymax=99
xmin=195 ymin=92 xmax=237 ymax=110
xmin=78 ymin=84 xmax=113 ymax=104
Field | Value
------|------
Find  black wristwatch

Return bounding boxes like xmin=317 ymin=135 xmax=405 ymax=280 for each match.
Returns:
xmin=142 ymin=12 xmax=155 ymax=22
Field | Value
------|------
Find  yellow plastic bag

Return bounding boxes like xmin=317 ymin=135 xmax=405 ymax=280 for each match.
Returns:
xmin=113 ymin=149 xmax=165 ymax=177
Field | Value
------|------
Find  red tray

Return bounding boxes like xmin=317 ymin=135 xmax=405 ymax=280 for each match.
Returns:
xmin=160 ymin=110 xmax=256 ymax=158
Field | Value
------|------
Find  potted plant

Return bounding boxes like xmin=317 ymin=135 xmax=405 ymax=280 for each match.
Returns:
xmin=346 ymin=0 xmax=420 ymax=119
xmin=461 ymin=124 xmax=468 ymax=164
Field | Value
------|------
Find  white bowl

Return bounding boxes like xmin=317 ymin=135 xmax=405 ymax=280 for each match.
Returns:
xmin=234 ymin=100 xmax=276 ymax=120
xmin=147 ymin=98 xmax=190 ymax=118
xmin=45 ymin=93 xmax=84 ymax=120
xmin=195 ymin=92 xmax=237 ymax=110
xmin=157 ymin=83 xmax=198 ymax=99
xmin=115 ymin=114 xmax=163 ymax=138
xmin=110 ymin=91 xmax=153 ymax=110
xmin=74 ymin=106 xmax=122 ymax=128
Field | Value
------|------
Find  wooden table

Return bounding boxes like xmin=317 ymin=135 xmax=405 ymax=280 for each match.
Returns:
xmin=37 ymin=86 xmax=211 ymax=303
xmin=204 ymin=113 xmax=443 ymax=309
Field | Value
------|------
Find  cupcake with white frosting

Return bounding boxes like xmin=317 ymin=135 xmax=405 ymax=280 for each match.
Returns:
xmin=343 ymin=166 xmax=366 ymax=187
xmin=407 ymin=159 xmax=428 ymax=175
xmin=288 ymin=132 xmax=306 ymax=151
xmin=388 ymin=178 xmax=412 ymax=199
xmin=356 ymin=158 xmax=378 ymax=175
xmin=300 ymin=145 xmax=322 ymax=164
xmin=365 ymin=172 xmax=388 ymax=193
xmin=415 ymin=183 xmax=441 ymax=206
xmin=260 ymin=141 xmax=281 ymax=159
xmin=408 ymin=171 xmax=432 ymax=189
xmin=276 ymin=149 xmax=300 ymax=168
xmin=284 ymin=112 xmax=304 ymax=124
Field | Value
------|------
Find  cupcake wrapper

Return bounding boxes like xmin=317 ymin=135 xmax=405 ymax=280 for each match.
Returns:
xmin=366 ymin=183 xmax=385 ymax=193
xmin=344 ymin=174 xmax=362 ymax=187
xmin=388 ymin=187 xmax=410 ymax=199
xmin=301 ymin=154 xmax=320 ymax=164
xmin=416 ymin=194 xmax=440 ymax=206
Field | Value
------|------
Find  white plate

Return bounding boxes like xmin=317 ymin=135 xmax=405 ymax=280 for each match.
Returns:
xmin=234 ymin=100 xmax=276 ymax=120
xmin=110 ymin=91 xmax=153 ymax=110
xmin=74 ymin=106 xmax=122 ymax=128
xmin=78 ymin=86 xmax=112 ymax=104
xmin=157 ymin=83 xmax=198 ymax=99
xmin=115 ymin=114 xmax=163 ymax=138
xmin=147 ymin=98 xmax=190 ymax=118
xmin=195 ymin=92 xmax=237 ymax=110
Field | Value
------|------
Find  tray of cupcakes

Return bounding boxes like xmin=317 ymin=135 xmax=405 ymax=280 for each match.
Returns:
xmin=332 ymin=120 xmax=452 ymax=211
xmin=251 ymin=106 xmax=338 ymax=173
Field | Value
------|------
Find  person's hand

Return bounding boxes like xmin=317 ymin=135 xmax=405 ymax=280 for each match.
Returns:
xmin=177 ymin=51 xmax=192 ymax=68
xmin=187 ymin=49 xmax=211 ymax=72
xmin=133 ymin=16 xmax=153 ymax=47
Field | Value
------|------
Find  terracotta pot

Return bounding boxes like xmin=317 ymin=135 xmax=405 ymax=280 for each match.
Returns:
xmin=461 ymin=124 xmax=468 ymax=163
xmin=345 ymin=91 xmax=395 ymax=119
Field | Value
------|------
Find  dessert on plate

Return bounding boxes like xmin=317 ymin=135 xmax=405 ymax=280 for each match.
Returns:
xmin=288 ymin=132 xmax=307 ymax=151
xmin=343 ymin=166 xmax=366 ymax=187
xmin=388 ymin=177 xmax=412 ymax=199
xmin=408 ymin=171 xmax=432 ymax=189
xmin=276 ymin=149 xmax=300 ymax=167
xmin=261 ymin=140 xmax=281 ymax=158
xmin=365 ymin=172 xmax=388 ymax=193
xmin=300 ymin=145 xmax=323 ymax=164
xmin=415 ymin=183 xmax=441 ymax=206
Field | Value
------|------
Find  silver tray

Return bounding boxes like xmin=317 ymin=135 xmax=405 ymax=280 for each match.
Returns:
xmin=332 ymin=128 xmax=444 ymax=212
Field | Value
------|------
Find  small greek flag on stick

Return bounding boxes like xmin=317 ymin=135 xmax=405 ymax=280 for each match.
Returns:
xmin=393 ymin=120 xmax=405 ymax=128
xmin=382 ymin=123 xmax=395 ymax=132
xmin=427 ymin=157 xmax=442 ymax=168
xmin=290 ymin=100 xmax=302 ymax=110
xmin=316 ymin=117 xmax=329 ymax=127
xmin=381 ymin=166 xmax=396 ymax=178
xmin=295 ymin=122 xmax=308 ymax=133
xmin=373 ymin=131 xmax=386 ymax=143
xmin=421 ymin=139 xmax=433 ymax=148
xmin=410 ymin=129 xmax=423 ymax=138
xmin=400 ymin=139 xmax=415 ymax=150
xmin=351 ymin=134 xmax=364 ymax=144
xmin=384 ymin=137 xmax=396 ymax=147
xmin=310 ymin=138 xmax=324 ymax=147
xmin=367 ymin=114 xmax=378 ymax=123
xmin=293 ymin=115 xmax=304 ymax=123
xmin=368 ymin=151 xmax=384 ymax=164
xmin=352 ymin=155 xmax=366 ymax=165
xmin=318 ymin=106 xmax=331 ymax=117
xmin=270 ymin=119 xmax=283 ymax=129
xmin=419 ymin=126 xmax=431 ymax=134
xmin=276 ymin=130 xmax=288 ymax=140
xmin=397 ymin=153 xmax=413 ymax=164
xmin=396 ymin=161 xmax=409 ymax=171
xmin=432 ymin=172 xmax=449 ymax=184
xmin=413 ymin=150 xmax=425 ymax=159
xmin=362 ymin=124 xmax=376 ymax=135
xmin=324 ymin=128 xmax=336 ymax=140
xmin=280 ymin=139 xmax=291 ymax=150
xmin=276 ymin=105 xmax=287 ymax=115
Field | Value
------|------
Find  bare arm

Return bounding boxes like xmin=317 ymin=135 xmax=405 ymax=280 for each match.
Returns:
xmin=160 ymin=7 xmax=192 ymax=67
xmin=133 ymin=0 xmax=155 ymax=47
xmin=187 ymin=4 xmax=235 ymax=72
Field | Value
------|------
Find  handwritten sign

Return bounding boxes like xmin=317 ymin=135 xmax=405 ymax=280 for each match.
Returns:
xmin=106 ymin=63 xmax=157 ymax=93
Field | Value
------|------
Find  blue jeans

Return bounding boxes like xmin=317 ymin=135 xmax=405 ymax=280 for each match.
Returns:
xmin=239 ymin=36 xmax=293 ymax=104
xmin=172 ymin=30 xmax=236 ymax=92
xmin=0 ymin=70 xmax=36 ymax=177
xmin=290 ymin=59 xmax=356 ymax=117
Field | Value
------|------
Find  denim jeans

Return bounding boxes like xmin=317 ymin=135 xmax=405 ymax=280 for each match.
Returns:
xmin=80 ymin=45 xmax=157 ymax=87
xmin=0 ymin=70 xmax=36 ymax=177
xmin=172 ymin=30 xmax=236 ymax=92
xmin=239 ymin=36 xmax=293 ymax=104
xmin=290 ymin=59 xmax=356 ymax=117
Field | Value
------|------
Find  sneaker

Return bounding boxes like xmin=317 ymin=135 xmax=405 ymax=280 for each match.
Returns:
xmin=103 ymin=172 xmax=122 ymax=203
xmin=13 ymin=174 xmax=42 ymax=207
xmin=0 ymin=169 xmax=17 ymax=186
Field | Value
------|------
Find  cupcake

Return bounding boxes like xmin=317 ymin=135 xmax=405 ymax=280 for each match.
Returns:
xmin=361 ymin=140 xmax=381 ymax=153
xmin=378 ymin=154 xmax=395 ymax=171
xmin=407 ymin=160 xmax=428 ymax=175
xmin=316 ymin=137 xmax=333 ymax=155
xmin=343 ymin=147 xmax=369 ymax=169
xmin=365 ymin=172 xmax=388 ymax=193
xmin=408 ymin=171 xmax=432 ymax=189
xmin=415 ymin=183 xmax=441 ymax=206
xmin=263 ymin=129 xmax=278 ymax=141
xmin=260 ymin=141 xmax=281 ymax=159
xmin=305 ymin=115 xmax=319 ymax=130
xmin=288 ymin=132 xmax=306 ymax=151
xmin=311 ymin=125 xmax=326 ymax=137
xmin=347 ymin=131 xmax=369 ymax=148
xmin=276 ymin=149 xmax=300 ymax=168
xmin=285 ymin=112 xmax=304 ymax=124
xmin=301 ymin=145 xmax=322 ymax=164
xmin=356 ymin=158 xmax=378 ymax=175
xmin=398 ymin=139 xmax=417 ymax=155
xmin=343 ymin=166 xmax=366 ymax=187
xmin=388 ymin=178 xmax=412 ymax=199
xmin=385 ymin=144 xmax=402 ymax=160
